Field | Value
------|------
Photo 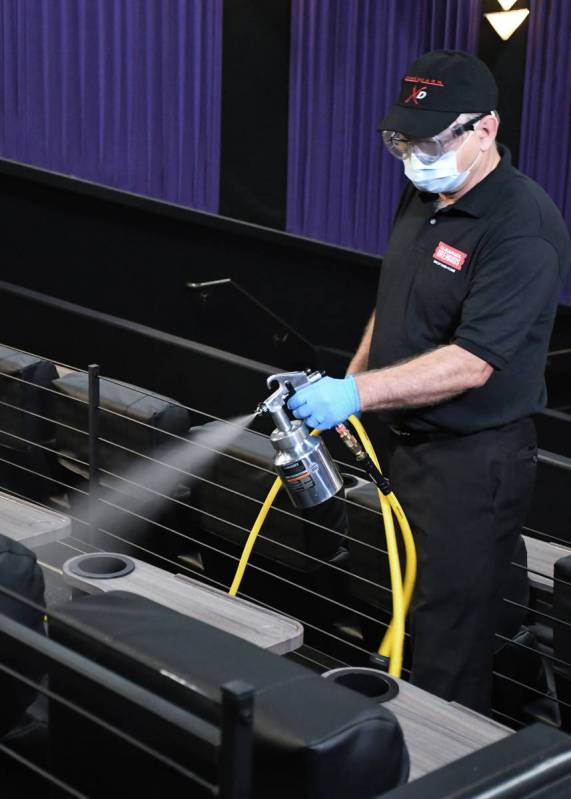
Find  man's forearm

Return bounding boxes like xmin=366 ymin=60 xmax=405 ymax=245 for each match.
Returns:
xmin=354 ymin=344 xmax=494 ymax=412
xmin=347 ymin=312 xmax=376 ymax=375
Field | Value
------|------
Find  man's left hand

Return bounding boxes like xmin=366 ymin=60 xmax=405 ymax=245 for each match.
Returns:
xmin=287 ymin=376 xmax=361 ymax=430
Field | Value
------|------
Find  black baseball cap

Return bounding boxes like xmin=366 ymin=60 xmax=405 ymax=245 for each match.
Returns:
xmin=378 ymin=50 xmax=498 ymax=138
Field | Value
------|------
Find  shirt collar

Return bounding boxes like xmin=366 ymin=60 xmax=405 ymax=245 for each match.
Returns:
xmin=419 ymin=144 xmax=513 ymax=218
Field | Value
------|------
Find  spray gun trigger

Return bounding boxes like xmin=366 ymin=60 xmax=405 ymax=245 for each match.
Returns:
xmin=260 ymin=370 xmax=326 ymax=420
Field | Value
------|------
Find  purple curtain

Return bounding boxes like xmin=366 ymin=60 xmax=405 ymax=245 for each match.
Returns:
xmin=519 ymin=0 xmax=571 ymax=305
xmin=287 ymin=0 xmax=481 ymax=255
xmin=0 ymin=0 xmax=222 ymax=212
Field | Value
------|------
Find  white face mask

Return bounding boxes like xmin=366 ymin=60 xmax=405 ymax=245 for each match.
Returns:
xmin=404 ymin=132 xmax=481 ymax=194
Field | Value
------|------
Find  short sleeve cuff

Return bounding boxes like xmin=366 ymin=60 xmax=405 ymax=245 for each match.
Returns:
xmin=453 ymin=337 xmax=507 ymax=371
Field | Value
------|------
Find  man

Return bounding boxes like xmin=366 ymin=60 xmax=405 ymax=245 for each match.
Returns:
xmin=288 ymin=50 xmax=570 ymax=713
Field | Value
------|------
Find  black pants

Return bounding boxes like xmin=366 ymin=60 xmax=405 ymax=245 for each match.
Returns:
xmin=387 ymin=417 xmax=538 ymax=714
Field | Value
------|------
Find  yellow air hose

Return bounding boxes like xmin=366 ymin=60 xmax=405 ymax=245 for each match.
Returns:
xmin=228 ymin=429 xmax=322 ymax=598
xmin=228 ymin=421 xmax=416 ymax=678
xmin=348 ymin=416 xmax=417 ymax=663
xmin=228 ymin=473 xmax=282 ymax=598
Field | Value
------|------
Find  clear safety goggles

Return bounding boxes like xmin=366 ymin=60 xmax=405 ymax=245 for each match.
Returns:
xmin=381 ymin=113 xmax=488 ymax=165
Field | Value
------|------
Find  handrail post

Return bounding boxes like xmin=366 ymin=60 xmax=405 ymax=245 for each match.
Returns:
xmin=219 ymin=680 xmax=254 ymax=799
xmin=87 ymin=364 xmax=101 ymax=546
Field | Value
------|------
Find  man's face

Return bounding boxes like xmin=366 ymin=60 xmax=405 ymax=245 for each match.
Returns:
xmin=382 ymin=113 xmax=488 ymax=166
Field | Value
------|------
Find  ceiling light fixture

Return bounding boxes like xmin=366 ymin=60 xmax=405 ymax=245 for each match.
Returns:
xmin=497 ymin=0 xmax=518 ymax=11
xmin=484 ymin=9 xmax=530 ymax=41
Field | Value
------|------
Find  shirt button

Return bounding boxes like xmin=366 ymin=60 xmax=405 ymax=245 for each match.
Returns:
xmin=429 ymin=218 xmax=437 ymax=225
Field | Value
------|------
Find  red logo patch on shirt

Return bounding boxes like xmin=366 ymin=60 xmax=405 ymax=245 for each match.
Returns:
xmin=432 ymin=241 xmax=468 ymax=272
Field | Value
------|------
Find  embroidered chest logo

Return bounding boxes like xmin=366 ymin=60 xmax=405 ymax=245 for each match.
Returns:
xmin=432 ymin=241 xmax=468 ymax=272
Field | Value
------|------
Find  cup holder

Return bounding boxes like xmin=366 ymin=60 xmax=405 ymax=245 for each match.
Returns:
xmin=67 ymin=553 xmax=136 ymax=580
xmin=342 ymin=473 xmax=359 ymax=489
xmin=322 ymin=667 xmax=399 ymax=703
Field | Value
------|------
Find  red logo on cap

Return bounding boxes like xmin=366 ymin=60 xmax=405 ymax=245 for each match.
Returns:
xmin=405 ymin=84 xmax=429 ymax=104
xmin=433 ymin=242 xmax=468 ymax=271
xmin=404 ymin=75 xmax=445 ymax=87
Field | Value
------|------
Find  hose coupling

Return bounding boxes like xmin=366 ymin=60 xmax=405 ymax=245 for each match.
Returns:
xmin=336 ymin=423 xmax=393 ymax=496
xmin=336 ymin=423 xmax=367 ymax=460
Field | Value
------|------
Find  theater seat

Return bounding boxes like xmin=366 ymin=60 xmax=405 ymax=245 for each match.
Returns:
xmin=52 ymin=371 xmax=193 ymax=474
xmin=51 ymin=372 xmax=194 ymax=556
xmin=0 ymin=345 xmax=59 ymax=502
xmin=189 ymin=421 xmax=348 ymax=572
xmin=48 ymin=591 xmax=409 ymax=798
xmin=0 ymin=534 xmax=46 ymax=738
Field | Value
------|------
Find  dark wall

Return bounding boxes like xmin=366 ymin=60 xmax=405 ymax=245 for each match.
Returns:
xmin=0 ymin=281 xmax=270 ymax=420
xmin=218 ymin=1 xmax=531 ymax=231
xmin=0 ymin=281 xmax=386 ymax=462
xmin=0 ymin=161 xmax=379 ymax=368
xmin=220 ymin=0 xmax=291 ymax=229
xmin=477 ymin=0 xmax=529 ymax=167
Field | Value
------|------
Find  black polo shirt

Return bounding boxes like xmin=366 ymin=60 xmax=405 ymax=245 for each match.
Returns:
xmin=368 ymin=145 xmax=570 ymax=434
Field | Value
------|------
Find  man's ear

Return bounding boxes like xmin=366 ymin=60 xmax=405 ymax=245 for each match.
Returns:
xmin=477 ymin=112 xmax=499 ymax=152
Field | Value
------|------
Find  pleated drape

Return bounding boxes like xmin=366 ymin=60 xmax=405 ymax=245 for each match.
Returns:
xmin=0 ymin=0 xmax=222 ymax=212
xmin=519 ymin=0 xmax=571 ymax=304
xmin=286 ymin=0 xmax=481 ymax=254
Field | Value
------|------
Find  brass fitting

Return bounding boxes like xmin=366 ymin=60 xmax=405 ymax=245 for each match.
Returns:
xmin=336 ymin=423 xmax=367 ymax=461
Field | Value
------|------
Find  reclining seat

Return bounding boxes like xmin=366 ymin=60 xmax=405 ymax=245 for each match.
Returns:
xmin=0 ymin=345 xmax=59 ymax=503
xmin=188 ymin=421 xmax=348 ymax=570
xmin=0 ymin=534 xmax=47 ymax=788
xmin=51 ymin=372 xmax=193 ymax=557
xmin=48 ymin=590 xmax=410 ymax=798
xmin=186 ymin=420 xmax=352 ymax=632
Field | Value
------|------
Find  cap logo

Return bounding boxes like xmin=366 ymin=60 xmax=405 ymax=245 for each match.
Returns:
xmin=404 ymin=75 xmax=445 ymax=87
xmin=405 ymin=84 xmax=429 ymax=104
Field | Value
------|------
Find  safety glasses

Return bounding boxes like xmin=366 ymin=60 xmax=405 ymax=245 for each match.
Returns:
xmin=382 ymin=113 xmax=488 ymax=165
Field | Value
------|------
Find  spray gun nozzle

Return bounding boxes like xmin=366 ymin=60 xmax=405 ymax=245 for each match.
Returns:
xmin=256 ymin=399 xmax=291 ymax=433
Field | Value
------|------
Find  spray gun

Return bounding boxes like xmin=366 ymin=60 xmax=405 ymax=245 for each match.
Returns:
xmin=256 ymin=370 xmax=344 ymax=508
xmin=247 ymin=370 xmax=413 ymax=680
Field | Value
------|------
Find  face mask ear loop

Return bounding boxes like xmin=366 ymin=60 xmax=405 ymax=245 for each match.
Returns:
xmin=450 ymin=126 xmax=483 ymax=183
xmin=462 ymin=130 xmax=480 ymax=169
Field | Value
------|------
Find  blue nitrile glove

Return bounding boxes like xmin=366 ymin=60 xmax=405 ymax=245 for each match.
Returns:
xmin=287 ymin=376 xmax=361 ymax=430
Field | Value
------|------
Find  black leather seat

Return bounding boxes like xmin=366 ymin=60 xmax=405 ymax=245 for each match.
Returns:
xmin=48 ymin=591 xmax=409 ymax=798
xmin=188 ymin=421 xmax=349 ymax=572
xmin=0 ymin=534 xmax=46 ymax=738
xmin=0 ymin=345 xmax=59 ymax=502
